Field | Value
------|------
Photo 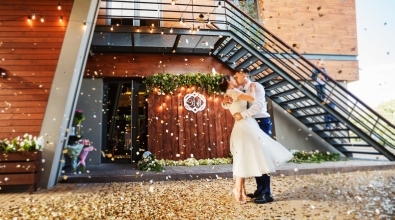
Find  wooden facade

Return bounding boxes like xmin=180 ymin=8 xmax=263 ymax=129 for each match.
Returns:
xmin=84 ymin=53 xmax=235 ymax=159
xmin=0 ymin=0 xmax=74 ymax=139
xmin=259 ymin=0 xmax=359 ymax=81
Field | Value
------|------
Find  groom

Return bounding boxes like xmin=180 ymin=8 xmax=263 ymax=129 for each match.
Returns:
xmin=221 ymin=68 xmax=274 ymax=204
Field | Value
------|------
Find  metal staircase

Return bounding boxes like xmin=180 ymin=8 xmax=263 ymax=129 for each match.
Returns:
xmin=94 ymin=0 xmax=395 ymax=160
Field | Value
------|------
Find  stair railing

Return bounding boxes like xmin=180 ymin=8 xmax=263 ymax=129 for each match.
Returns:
xmin=222 ymin=0 xmax=395 ymax=150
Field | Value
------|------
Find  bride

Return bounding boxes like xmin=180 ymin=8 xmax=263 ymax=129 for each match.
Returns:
xmin=218 ymin=75 xmax=293 ymax=204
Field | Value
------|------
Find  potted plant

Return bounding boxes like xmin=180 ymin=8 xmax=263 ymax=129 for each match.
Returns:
xmin=0 ymin=134 xmax=44 ymax=194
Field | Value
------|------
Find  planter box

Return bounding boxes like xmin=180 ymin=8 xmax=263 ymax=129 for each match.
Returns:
xmin=0 ymin=151 xmax=42 ymax=194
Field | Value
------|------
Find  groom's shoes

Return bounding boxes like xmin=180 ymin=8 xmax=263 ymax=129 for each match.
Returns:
xmin=254 ymin=194 xmax=274 ymax=204
xmin=246 ymin=190 xmax=261 ymax=199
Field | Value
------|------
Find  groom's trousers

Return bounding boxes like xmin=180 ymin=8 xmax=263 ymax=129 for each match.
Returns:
xmin=255 ymin=117 xmax=273 ymax=196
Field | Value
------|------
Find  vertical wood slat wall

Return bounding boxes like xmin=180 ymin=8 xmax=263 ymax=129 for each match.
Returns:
xmin=85 ymin=53 xmax=235 ymax=160
xmin=0 ymin=0 xmax=74 ymax=139
xmin=147 ymin=91 xmax=234 ymax=160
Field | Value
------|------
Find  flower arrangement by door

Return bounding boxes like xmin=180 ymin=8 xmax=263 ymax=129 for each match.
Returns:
xmin=74 ymin=109 xmax=85 ymax=136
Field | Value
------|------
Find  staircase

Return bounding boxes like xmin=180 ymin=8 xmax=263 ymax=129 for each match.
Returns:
xmin=95 ymin=0 xmax=395 ymax=160
xmin=211 ymin=0 xmax=395 ymax=160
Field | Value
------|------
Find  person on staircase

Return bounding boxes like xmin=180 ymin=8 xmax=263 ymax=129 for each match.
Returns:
xmin=312 ymin=59 xmax=329 ymax=101
xmin=324 ymin=92 xmax=341 ymax=130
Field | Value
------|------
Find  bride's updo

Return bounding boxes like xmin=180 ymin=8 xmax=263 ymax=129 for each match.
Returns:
xmin=218 ymin=75 xmax=231 ymax=93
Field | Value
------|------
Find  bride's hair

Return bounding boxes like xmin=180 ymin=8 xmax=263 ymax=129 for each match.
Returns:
xmin=218 ymin=75 xmax=231 ymax=93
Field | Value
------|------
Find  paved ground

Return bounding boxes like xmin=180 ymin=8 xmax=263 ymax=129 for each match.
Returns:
xmin=57 ymin=159 xmax=395 ymax=184
xmin=0 ymin=168 xmax=394 ymax=219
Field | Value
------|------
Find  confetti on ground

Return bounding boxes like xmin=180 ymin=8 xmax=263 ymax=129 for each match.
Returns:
xmin=0 ymin=170 xmax=394 ymax=218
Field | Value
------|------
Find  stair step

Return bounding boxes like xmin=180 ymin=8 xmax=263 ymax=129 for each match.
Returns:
xmin=304 ymin=121 xmax=338 ymax=126
xmin=250 ymin=65 xmax=269 ymax=77
xmin=257 ymin=73 xmax=279 ymax=84
xmin=314 ymin=128 xmax=348 ymax=132
xmin=341 ymin=151 xmax=382 ymax=155
xmin=237 ymin=56 xmax=258 ymax=69
xmin=332 ymin=143 xmax=371 ymax=147
xmin=286 ymin=105 xmax=320 ymax=112
xmin=271 ymin=89 xmax=298 ymax=98
xmin=296 ymin=113 xmax=327 ymax=119
xmin=217 ymin=40 xmax=237 ymax=57
xmin=280 ymin=96 xmax=309 ymax=105
xmin=212 ymin=37 xmax=227 ymax=55
xmin=336 ymin=146 xmax=380 ymax=154
xmin=227 ymin=48 xmax=247 ymax=63
xmin=265 ymin=80 xmax=290 ymax=90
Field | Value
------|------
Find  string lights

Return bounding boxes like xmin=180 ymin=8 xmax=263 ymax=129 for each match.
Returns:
xmin=59 ymin=16 xmax=63 ymax=22
xmin=40 ymin=15 xmax=44 ymax=22
xmin=58 ymin=2 xmax=61 ymax=10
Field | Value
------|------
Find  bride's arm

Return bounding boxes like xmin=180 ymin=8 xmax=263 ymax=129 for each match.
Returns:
xmin=237 ymin=93 xmax=254 ymax=102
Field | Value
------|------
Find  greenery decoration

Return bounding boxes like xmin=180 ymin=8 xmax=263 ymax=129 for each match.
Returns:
xmin=156 ymin=157 xmax=233 ymax=167
xmin=0 ymin=134 xmax=44 ymax=153
xmin=137 ymin=151 xmax=164 ymax=172
xmin=288 ymin=150 xmax=342 ymax=164
xmin=143 ymin=73 xmax=225 ymax=95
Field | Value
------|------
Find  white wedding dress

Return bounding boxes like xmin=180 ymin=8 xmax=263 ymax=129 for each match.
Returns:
xmin=227 ymin=88 xmax=294 ymax=178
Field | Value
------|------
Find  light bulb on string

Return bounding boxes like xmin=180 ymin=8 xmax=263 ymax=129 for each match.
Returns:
xmin=111 ymin=25 xmax=114 ymax=31
xmin=32 ymin=12 xmax=36 ymax=20
xmin=40 ymin=15 xmax=44 ymax=22
xmin=179 ymin=17 xmax=183 ymax=24
xmin=150 ymin=28 xmax=153 ymax=33
xmin=27 ymin=16 xmax=31 ymax=22
xmin=171 ymin=0 xmax=176 ymax=5
xmin=137 ymin=27 xmax=140 ymax=32
xmin=170 ymin=26 xmax=173 ymax=33
xmin=59 ymin=16 xmax=63 ymax=22
xmin=218 ymin=1 xmax=222 ymax=8
xmin=58 ymin=2 xmax=61 ymax=10
xmin=161 ymin=29 xmax=164 ymax=35
xmin=207 ymin=18 xmax=211 ymax=25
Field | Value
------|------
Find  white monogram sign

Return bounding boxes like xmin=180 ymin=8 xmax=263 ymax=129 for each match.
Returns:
xmin=183 ymin=91 xmax=206 ymax=113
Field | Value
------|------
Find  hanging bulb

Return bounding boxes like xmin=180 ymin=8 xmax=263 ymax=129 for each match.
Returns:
xmin=151 ymin=23 xmax=154 ymax=27
xmin=171 ymin=0 xmax=176 ymax=5
xmin=182 ymin=20 xmax=186 ymax=26
xmin=207 ymin=18 xmax=211 ymax=25
xmin=32 ymin=12 xmax=36 ymax=20
xmin=189 ymin=27 xmax=192 ymax=33
xmin=137 ymin=27 xmax=140 ymax=32
xmin=170 ymin=26 xmax=173 ymax=33
xmin=150 ymin=28 xmax=153 ymax=33
xmin=27 ymin=16 xmax=31 ymax=22
xmin=111 ymin=25 xmax=113 ymax=31
xmin=179 ymin=17 xmax=183 ymax=24
xmin=161 ymin=29 xmax=164 ymax=35
xmin=40 ymin=15 xmax=44 ymax=22
xmin=199 ymin=13 xmax=204 ymax=19
xmin=218 ymin=1 xmax=222 ymax=8
xmin=58 ymin=2 xmax=61 ymax=10
xmin=197 ymin=26 xmax=200 ymax=31
xmin=59 ymin=16 xmax=63 ymax=22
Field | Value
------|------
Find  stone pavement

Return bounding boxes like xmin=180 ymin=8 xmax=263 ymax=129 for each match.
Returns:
xmin=57 ymin=159 xmax=395 ymax=184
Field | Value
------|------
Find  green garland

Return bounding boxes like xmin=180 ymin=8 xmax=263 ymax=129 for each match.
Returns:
xmin=143 ymin=73 xmax=224 ymax=95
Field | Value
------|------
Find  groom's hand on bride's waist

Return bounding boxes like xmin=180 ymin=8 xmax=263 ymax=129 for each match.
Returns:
xmin=233 ymin=112 xmax=242 ymax=121
xmin=222 ymin=95 xmax=233 ymax=105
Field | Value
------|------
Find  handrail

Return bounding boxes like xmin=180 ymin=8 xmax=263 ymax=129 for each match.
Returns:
xmin=223 ymin=0 xmax=395 ymax=132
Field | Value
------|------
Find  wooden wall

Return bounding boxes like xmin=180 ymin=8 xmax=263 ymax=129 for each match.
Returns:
xmin=84 ymin=53 xmax=235 ymax=159
xmin=0 ymin=0 xmax=74 ymax=139
xmin=258 ymin=0 xmax=359 ymax=82
xmin=261 ymin=0 xmax=358 ymax=55
xmin=84 ymin=53 xmax=234 ymax=77
xmin=147 ymin=91 xmax=234 ymax=160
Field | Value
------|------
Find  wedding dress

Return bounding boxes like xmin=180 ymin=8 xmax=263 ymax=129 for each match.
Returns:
xmin=226 ymin=88 xmax=293 ymax=178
